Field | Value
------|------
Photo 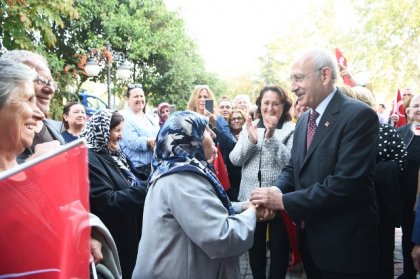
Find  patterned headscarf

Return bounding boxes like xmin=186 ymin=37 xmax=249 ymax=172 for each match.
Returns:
xmin=157 ymin=102 xmax=170 ymax=126
xmin=150 ymin=111 xmax=234 ymax=215
xmin=82 ymin=109 xmax=126 ymax=162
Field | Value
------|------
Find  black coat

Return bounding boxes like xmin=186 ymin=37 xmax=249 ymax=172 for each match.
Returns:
xmin=88 ymin=149 xmax=147 ymax=279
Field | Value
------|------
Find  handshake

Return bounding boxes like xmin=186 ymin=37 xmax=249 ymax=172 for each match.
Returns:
xmin=244 ymin=186 xmax=285 ymax=222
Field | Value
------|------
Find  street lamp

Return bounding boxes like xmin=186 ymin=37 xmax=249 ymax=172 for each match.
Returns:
xmin=84 ymin=44 xmax=131 ymax=108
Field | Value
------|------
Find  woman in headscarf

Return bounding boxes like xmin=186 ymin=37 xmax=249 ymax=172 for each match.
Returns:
xmin=157 ymin=102 xmax=171 ymax=127
xmin=132 ymin=111 xmax=262 ymax=279
xmin=82 ymin=109 xmax=147 ymax=279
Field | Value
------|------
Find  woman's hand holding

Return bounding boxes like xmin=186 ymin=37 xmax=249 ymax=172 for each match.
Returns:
xmin=203 ymin=109 xmax=216 ymax=127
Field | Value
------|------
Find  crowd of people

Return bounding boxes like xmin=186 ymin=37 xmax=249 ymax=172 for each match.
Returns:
xmin=0 ymin=47 xmax=419 ymax=279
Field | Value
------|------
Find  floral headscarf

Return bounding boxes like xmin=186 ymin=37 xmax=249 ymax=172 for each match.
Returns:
xmin=150 ymin=111 xmax=234 ymax=215
xmin=157 ymin=102 xmax=170 ymax=126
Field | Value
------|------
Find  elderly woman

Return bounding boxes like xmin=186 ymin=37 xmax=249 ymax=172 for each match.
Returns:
xmin=133 ymin=111 xmax=261 ymax=279
xmin=230 ymin=85 xmax=295 ymax=279
xmin=0 ymin=57 xmax=43 ymax=171
xmin=83 ymin=109 xmax=147 ymax=278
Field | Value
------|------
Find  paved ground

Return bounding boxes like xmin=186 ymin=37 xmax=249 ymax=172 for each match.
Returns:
xmin=239 ymin=228 xmax=419 ymax=279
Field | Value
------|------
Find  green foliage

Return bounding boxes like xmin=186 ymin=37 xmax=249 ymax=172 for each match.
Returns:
xmin=0 ymin=0 xmax=79 ymax=50
xmin=256 ymin=0 xmax=419 ymax=104
xmin=1 ymin=0 xmax=224 ymax=118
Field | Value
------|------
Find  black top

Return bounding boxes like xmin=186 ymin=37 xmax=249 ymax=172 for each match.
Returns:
xmin=61 ymin=130 xmax=79 ymax=143
xmin=88 ymin=149 xmax=147 ymax=278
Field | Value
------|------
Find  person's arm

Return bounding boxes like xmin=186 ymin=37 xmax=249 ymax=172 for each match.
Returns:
xmin=265 ymin=126 xmax=294 ymax=167
xmin=165 ymin=173 xmax=257 ymax=258
xmin=384 ymin=125 xmax=408 ymax=173
xmin=121 ymin=117 xmax=149 ymax=151
xmin=338 ymin=64 xmax=357 ymax=87
xmin=213 ymin=116 xmax=236 ymax=151
xmin=229 ymin=127 xmax=259 ymax=167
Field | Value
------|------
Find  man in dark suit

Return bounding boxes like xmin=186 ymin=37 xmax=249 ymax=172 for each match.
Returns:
xmin=250 ymin=48 xmax=379 ymax=279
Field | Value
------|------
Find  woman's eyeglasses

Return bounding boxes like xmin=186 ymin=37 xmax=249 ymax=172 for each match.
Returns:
xmin=33 ymin=76 xmax=58 ymax=90
xmin=231 ymin=117 xmax=244 ymax=122
xmin=128 ymin=83 xmax=143 ymax=89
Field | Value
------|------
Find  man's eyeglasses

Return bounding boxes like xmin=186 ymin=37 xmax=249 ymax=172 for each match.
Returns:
xmin=33 ymin=76 xmax=58 ymax=90
xmin=288 ymin=69 xmax=321 ymax=83
xmin=128 ymin=83 xmax=143 ymax=89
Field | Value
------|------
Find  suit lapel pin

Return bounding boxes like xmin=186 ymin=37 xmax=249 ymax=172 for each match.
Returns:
xmin=325 ymin=121 xmax=330 ymax=127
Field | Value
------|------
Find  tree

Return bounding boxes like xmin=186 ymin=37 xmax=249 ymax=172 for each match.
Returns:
xmin=352 ymin=0 xmax=420 ymax=99
xmin=0 ymin=0 xmax=78 ymax=50
xmin=256 ymin=0 xmax=419 ymax=105
xmin=48 ymin=0 xmax=224 ymax=114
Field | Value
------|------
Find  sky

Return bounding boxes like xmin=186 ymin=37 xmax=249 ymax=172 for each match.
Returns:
xmin=164 ymin=0 xmax=357 ymax=79
xmin=164 ymin=0 xmax=297 ymax=78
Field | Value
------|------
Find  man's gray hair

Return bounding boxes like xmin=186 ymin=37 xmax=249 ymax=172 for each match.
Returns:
xmin=1 ymin=50 xmax=49 ymax=70
xmin=300 ymin=48 xmax=338 ymax=82
xmin=0 ymin=57 xmax=37 ymax=109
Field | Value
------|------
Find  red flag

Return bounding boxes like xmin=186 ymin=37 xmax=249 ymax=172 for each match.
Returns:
xmin=213 ymin=144 xmax=231 ymax=191
xmin=390 ymin=88 xmax=407 ymax=128
xmin=279 ymin=211 xmax=301 ymax=269
xmin=335 ymin=48 xmax=356 ymax=87
xmin=0 ymin=140 xmax=90 ymax=279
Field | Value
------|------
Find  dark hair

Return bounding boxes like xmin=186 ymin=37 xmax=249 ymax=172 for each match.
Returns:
xmin=62 ymin=101 xmax=83 ymax=129
xmin=110 ymin=111 xmax=124 ymax=130
xmin=255 ymin=85 xmax=292 ymax=124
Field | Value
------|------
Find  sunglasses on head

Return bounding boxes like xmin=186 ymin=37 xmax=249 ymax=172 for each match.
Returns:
xmin=194 ymin=84 xmax=209 ymax=90
xmin=128 ymin=83 xmax=143 ymax=89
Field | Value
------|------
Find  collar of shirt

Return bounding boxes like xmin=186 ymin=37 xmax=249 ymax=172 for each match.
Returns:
xmin=311 ymin=88 xmax=337 ymax=126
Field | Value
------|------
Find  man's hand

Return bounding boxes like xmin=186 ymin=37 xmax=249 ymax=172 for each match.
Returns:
xmin=28 ymin=140 xmax=61 ymax=161
xmin=250 ymin=186 xmax=284 ymax=211
xmin=412 ymin=245 xmax=420 ymax=271
xmin=90 ymin=237 xmax=103 ymax=264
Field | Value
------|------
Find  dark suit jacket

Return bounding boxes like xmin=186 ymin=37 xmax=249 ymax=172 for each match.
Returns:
xmin=276 ymin=90 xmax=379 ymax=273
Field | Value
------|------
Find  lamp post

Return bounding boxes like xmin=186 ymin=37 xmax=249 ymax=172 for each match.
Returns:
xmin=84 ymin=44 xmax=131 ymax=108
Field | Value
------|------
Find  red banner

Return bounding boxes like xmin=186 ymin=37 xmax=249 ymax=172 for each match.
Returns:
xmin=390 ymin=88 xmax=407 ymax=128
xmin=0 ymin=140 xmax=90 ymax=279
xmin=335 ymin=48 xmax=356 ymax=87
xmin=213 ymin=144 xmax=231 ymax=191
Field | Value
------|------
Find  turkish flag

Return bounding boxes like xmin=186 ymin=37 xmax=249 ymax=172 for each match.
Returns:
xmin=0 ymin=140 xmax=90 ymax=279
xmin=390 ymin=88 xmax=407 ymax=128
xmin=335 ymin=48 xmax=356 ymax=87
xmin=213 ymin=144 xmax=231 ymax=191
xmin=279 ymin=211 xmax=301 ymax=269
